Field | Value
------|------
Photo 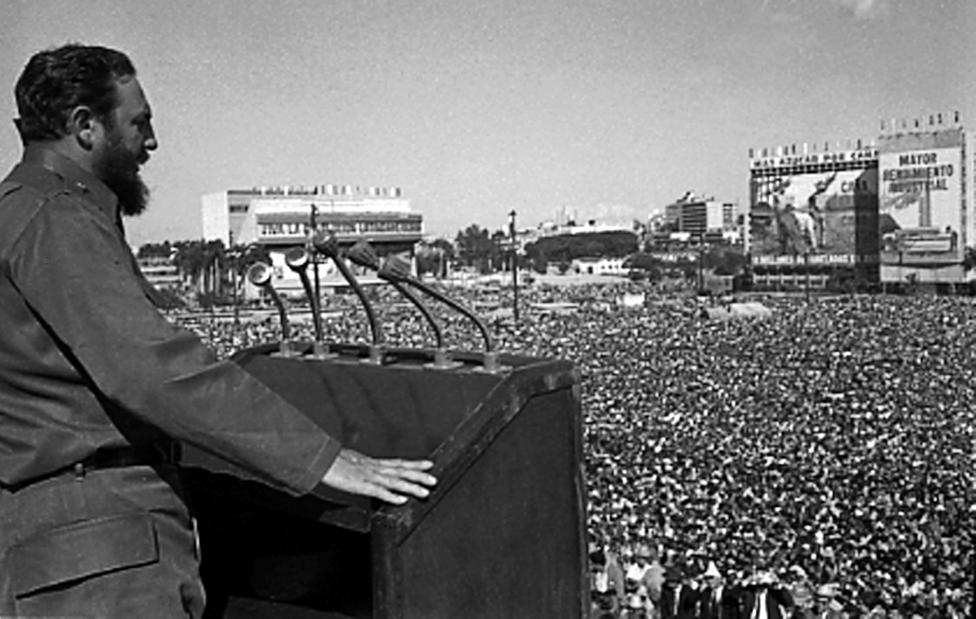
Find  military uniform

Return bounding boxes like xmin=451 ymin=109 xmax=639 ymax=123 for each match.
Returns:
xmin=0 ymin=146 xmax=341 ymax=617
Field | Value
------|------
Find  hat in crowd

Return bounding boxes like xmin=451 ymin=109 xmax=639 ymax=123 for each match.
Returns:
xmin=754 ymin=571 xmax=777 ymax=586
xmin=703 ymin=561 xmax=722 ymax=579
xmin=816 ymin=583 xmax=840 ymax=598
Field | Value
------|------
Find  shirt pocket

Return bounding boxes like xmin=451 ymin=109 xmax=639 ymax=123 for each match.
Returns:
xmin=9 ymin=512 xmax=158 ymax=598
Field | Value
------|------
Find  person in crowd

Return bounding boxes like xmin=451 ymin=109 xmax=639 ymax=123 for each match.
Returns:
xmin=736 ymin=569 xmax=793 ymax=619
xmin=660 ymin=564 xmax=699 ymax=619
xmin=639 ymin=543 xmax=666 ymax=616
xmin=591 ymin=545 xmax=623 ymax=618
xmin=782 ymin=565 xmax=815 ymax=618
xmin=626 ymin=545 xmax=649 ymax=596
xmin=698 ymin=561 xmax=739 ymax=619
xmin=623 ymin=585 xmax=653 ymax=619
xmin=812 ymin=584 xmax=847 ymax=619
xmin=606 ymin=543 xmax=628 ymax=607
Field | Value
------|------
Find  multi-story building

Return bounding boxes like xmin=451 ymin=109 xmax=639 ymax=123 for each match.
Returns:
xmin=663 ymin=192 xmax=730 ymax=237
xmin=137 ymin=255 xmax=181 ymax=290
xmin=201 ymin=184 xmax=422 ymax=297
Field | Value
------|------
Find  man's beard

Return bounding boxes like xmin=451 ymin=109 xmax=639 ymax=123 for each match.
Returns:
xmin=95 ymin=132 xmax=150 ymax=217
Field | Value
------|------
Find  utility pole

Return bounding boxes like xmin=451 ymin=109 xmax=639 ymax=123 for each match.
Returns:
xmin=508 ymin=209 xmax=519 ymax=321
xmin=697 ymin=232 xmax=705 ymax=294
xmin=804 ymin=252 xmax=810 ymax=302
xmin=229 ymin=248 xmax=241 ymax=330
xmin=309 ymin=203 xmax=321 ymax=319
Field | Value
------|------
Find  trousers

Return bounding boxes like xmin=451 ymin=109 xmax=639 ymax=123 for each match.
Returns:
xmin=0 ymin=464 xmax=205 ymax=618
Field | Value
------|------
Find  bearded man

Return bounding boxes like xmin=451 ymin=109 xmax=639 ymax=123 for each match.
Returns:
xmin=0 ymin=44 xmax=436 ymax=618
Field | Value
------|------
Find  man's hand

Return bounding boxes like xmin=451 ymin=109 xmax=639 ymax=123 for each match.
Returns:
xmin=321 ymin=448 xmax=437 ymax=505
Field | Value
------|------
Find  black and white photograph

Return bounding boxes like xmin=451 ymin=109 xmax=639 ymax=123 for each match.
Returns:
xmin=0 ymin=1 xmax=972 ymax=617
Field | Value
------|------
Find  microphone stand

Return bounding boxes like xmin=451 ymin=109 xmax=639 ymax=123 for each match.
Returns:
xmin=246 ymin=261 xmax=299 ymax=358
xmin=311 ymin=231 xmax=384 ymax=364
xmin=378 ymin=255 xmax=504 ymax=373
xmin=285 ymin=247 xmax=333 ymax=359
xmin=346 ymin=242 xmax=459 ymax=369
xmin=380 ymin=257 xmax=494 ymax=351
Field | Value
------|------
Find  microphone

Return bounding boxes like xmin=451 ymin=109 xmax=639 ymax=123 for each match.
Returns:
xmin=246 ymin=261 xmax=298 ymax=357
xmin=311 ymin=230 xmax=384 ymax=364
xmin=284 ymin=247 xmax=331 ymax=358
xmin=377 ymin=255 xmax=503 ymax=372
xmin=346 ymin=242 xmax=446 ymax=350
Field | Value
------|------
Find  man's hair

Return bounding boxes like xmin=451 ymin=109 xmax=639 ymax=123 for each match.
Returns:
xmin=14 ymin=43 xmax=136 ymax=143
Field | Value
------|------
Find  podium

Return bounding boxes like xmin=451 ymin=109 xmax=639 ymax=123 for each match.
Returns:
xmin=181 ymin=343 xmax=588 ymax=618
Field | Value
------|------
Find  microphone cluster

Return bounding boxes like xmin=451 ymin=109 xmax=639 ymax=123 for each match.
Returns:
xmin=242 ymin=231 xmax=505 ymax=373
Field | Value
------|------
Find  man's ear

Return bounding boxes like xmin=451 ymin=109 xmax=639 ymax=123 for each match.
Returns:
xmin=67 ymin=105 xmax=100 ymax=150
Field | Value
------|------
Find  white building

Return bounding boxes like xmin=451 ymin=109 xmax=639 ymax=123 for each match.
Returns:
xmin=201 ymin=184 xmax=423 ymax=297
xmin=663 ymin=192 xmax=730 ymax=236
xmin=571 ymin=256 xmax=628 ymax=276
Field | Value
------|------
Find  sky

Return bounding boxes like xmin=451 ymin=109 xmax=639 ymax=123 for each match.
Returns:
xmin=1 ymin=0 xmax=973 ymax=245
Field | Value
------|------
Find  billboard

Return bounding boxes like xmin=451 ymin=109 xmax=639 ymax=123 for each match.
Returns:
xmin=749 ymin=166 xmax=878 ymax=258
xmin=878 ymin=144 xmax=964 ymax=265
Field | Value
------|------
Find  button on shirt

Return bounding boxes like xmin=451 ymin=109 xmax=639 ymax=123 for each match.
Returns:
xmin=0 ymin=146 xmax=340 ymax=494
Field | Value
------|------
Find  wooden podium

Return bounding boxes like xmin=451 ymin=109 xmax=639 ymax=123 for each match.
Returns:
xmin=182 ymin=343 xmax=588 ymax=619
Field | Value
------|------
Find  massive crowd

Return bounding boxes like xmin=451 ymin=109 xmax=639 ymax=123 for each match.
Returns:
xmin=173 ymin=282 xmax=973 ymax=618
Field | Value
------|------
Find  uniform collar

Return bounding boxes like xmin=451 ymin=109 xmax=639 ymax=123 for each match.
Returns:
xmin=20 ymin=144 xmax=121 ymax=226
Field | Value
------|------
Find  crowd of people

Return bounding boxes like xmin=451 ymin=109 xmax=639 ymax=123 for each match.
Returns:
xmin=173 ymin=282 xmax=973 ymax=618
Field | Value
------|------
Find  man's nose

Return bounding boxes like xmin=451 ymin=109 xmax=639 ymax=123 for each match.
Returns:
xmin=144 ymin=126 xmax=158 ymax=151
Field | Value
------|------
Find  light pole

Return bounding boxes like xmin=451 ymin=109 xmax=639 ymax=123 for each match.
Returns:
xmin=804 ymin=252 xmax=810 ymax=302
xmin=697 ymin=232 xmax=705 ymax=294
xmin=227 ymin=248 xmax=241 ymax=329
xmin=508 ymin=209 xmax=519 ymax=322
xmin=309 ymin=203 xmax=321 ymax=317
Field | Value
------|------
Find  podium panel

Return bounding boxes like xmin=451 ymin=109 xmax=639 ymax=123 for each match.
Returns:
xmin=182 ymin=344 xmax=587 ymax=619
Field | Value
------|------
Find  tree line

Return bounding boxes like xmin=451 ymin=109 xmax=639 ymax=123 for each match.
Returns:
xmin=137 ymin=239 xmax=270 ymax=307
xmin=448 ymin=225 xmax=748 ymax=278
xmin=137 ymin=228 xmax=750 ymax=306
xmin=449 ymin=225 xmax=643 ymax=275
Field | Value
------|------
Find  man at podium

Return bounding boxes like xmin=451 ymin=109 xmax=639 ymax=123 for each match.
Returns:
xmin=0 ymin=43 xmax=436 ymax=619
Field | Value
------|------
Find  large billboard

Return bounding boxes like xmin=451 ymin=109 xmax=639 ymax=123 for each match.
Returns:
xmin=749 ymin=164 xmax=878 ymax=260
xmin=878 ymin=144 xmax=964 ymax=265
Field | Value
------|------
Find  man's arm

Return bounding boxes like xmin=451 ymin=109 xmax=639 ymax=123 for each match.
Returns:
xmin=8 ymin=194 xmax=436 ymax=500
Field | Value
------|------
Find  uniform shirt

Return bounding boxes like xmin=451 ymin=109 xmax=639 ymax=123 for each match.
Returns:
xmin=0 ymin=145 xmax=340 ymax=494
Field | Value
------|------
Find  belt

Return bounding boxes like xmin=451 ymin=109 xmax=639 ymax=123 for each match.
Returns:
xmin=3 ymin=444 xmax=181 ymax=493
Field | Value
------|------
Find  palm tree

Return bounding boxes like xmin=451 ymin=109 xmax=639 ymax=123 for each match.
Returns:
xmin=202 ymin=239 xmax=226 ymax=296
xmin=173 ymin=240 xmax=204 ymax=291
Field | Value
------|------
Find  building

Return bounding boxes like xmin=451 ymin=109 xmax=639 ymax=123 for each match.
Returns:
xmin=201 ymin=184 xmax=422 ymax=297
xmin=532 ymin=219 xmax=634 ymax=239
xmin=663 ymin=192 xmax=733 ymax=237
xmin=570 ymin=256 xmax=627 ymax=276
xmin=877 ymin=112 xmax=972 ymax=286
xmin=138 ymin=255 xmax=181 ymax=290
xmin=747 ymin=110 xmax=974 ymax=291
